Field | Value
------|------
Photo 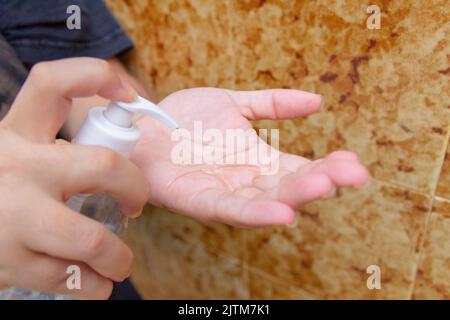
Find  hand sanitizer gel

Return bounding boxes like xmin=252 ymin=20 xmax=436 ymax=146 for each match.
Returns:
xmin=0 ymin=96 xmax=178 ymax=300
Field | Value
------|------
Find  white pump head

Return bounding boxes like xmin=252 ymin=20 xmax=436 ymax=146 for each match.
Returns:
xmin=73 ymin=96 xmax=178 ymax=157
xmin=104 ymin=96 xmax=178 ymax=129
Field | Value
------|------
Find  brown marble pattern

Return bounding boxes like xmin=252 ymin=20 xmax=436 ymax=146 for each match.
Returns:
xmin=125 ymin=206 xmax=249 ymax=299
xmin=245 ymin=180 xmax=432 ymax=299
xmin=106 ymin=0 xmax=235 ymax=102
xmin=413 ymin=198 xmax=450 ymax=299
xmin=105 ymin=0 xmax=450 ymax=299
xmin=129 ymin=205 xmax=245 ymax=259
xmin=248 ymin=269 xmax=317 ymax=299
xmin=436 ymin=147 xmax=450 ymax=199
xmin=230 ymin=0 xmax=450 ymax=194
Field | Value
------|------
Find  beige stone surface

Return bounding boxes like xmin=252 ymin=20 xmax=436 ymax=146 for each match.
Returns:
xmin=129 ymin=206 xmax=245 ymax=259
xmin=437 ymin=147 xmax=450 ymax=198
xmin=107 ymin=0 xmax=235 ymax=102
xmin=245 ymin=180 xmax=432 ymax=299
xmin=106 ymin=0 xmax=450 ymax=299
xmin=248 ymin=269 xmax=317 ymax=299
xmin=125 ymin=206 xmax=248 ymax=299
xmin=413 ymin=198 xmax=450 ymax=299
xmin=229 ymin=0 xmax=450 ymax=193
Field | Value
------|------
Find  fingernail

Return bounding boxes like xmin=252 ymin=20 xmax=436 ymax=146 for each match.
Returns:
xmin=120 ymin=268 xmax=133 ymax=282
xmin=286 ymin=214 xmax=299 ymax=228
xmin=319 ymin=96 xmax=325 ymax=111
xmin=119 ymin=206 xmax=143 ymax=218
xmin=126 ymin=269 xmax=133 ymax=279
xmin=132 ymin=208 xmax=143 ymax=218
xmin=128 ymin=208 xmax=143 ymax=218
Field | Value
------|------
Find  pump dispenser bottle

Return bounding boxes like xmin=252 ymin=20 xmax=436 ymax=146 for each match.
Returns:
xmin=66 ymin=97 xmax=178 ymax=235
xmin=0 ymin=96 xmax=178 ymax=300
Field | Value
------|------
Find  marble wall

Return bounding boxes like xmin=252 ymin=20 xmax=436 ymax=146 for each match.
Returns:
xmin=105 ymin=0 xmax=450 ymax=299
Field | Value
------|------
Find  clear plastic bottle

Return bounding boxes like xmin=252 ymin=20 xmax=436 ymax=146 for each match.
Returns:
xmin=67 ymin=193 xmax=128 ymax=235
xmin=0 ymin=97 xmax=178 ymax=300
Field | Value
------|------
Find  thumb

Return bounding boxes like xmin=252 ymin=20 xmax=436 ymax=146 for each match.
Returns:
xmin=3 ymin=58 xmax=137 ymax=144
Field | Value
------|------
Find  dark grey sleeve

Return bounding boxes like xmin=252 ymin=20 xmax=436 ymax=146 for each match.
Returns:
xmin=0 ymin=33 xmax=28 ymax=119
xmin=0 ymin=0 xmax=133 ymax=64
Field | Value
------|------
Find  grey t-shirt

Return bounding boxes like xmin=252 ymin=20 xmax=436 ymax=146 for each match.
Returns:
xmin=0 ymin=0 xmax=133 ymax=119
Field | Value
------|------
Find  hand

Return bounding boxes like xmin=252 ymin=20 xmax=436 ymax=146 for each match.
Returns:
xmin=131 ymin=88 xmax=369 ymax=227
xmin=0 ymin=58 xmax=150 ymax=299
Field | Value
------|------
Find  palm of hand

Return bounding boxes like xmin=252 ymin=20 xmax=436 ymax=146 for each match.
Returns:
xmin=131 ymin=88 xmax=369 ymax=227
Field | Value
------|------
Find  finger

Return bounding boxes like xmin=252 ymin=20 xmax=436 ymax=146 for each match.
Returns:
xmin=279 ymin=152 xmax=311 ymax=172
xmin=279 ymin=151 xmax=360 ymax=174
xmin=325 ymin=150 xmax=360 ymax=162
xmin=267 ymin=172 xmax=335 ymax=208
xmin=9 ymin=251 xmax=113 ymax=300
xmin=188 ymin=187 xmax=295 ymax=227
xmin=39 ymin=144 xmax=150 ymax=217
xmin=19 ymin=199 xmax=133 ymax=282
xmin=225 ymin=88 xmax=323 ymax=120
xmin=4 ymin=58 xmax=137 ymax=143
xmin=309 ymin=157 xmax=370 ymax=187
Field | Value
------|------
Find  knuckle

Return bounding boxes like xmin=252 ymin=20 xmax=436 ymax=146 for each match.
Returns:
xmin=93 ymin=148 xmax=120 ymax=174
xmin=79 ymin=224 xmax=107 ymax=258
xmin=93 ymin=59 xmax=113 ymax=78
xmin=28 ymin=62 xmax=53 ymax=88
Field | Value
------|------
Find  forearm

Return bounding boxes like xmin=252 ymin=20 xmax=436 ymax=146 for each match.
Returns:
xmin=60 ymin=58 xmax=148 ymax=140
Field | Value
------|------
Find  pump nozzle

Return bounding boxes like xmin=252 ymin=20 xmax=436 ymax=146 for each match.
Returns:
xmin=104 ymin=96 xmax=178 ymax=129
